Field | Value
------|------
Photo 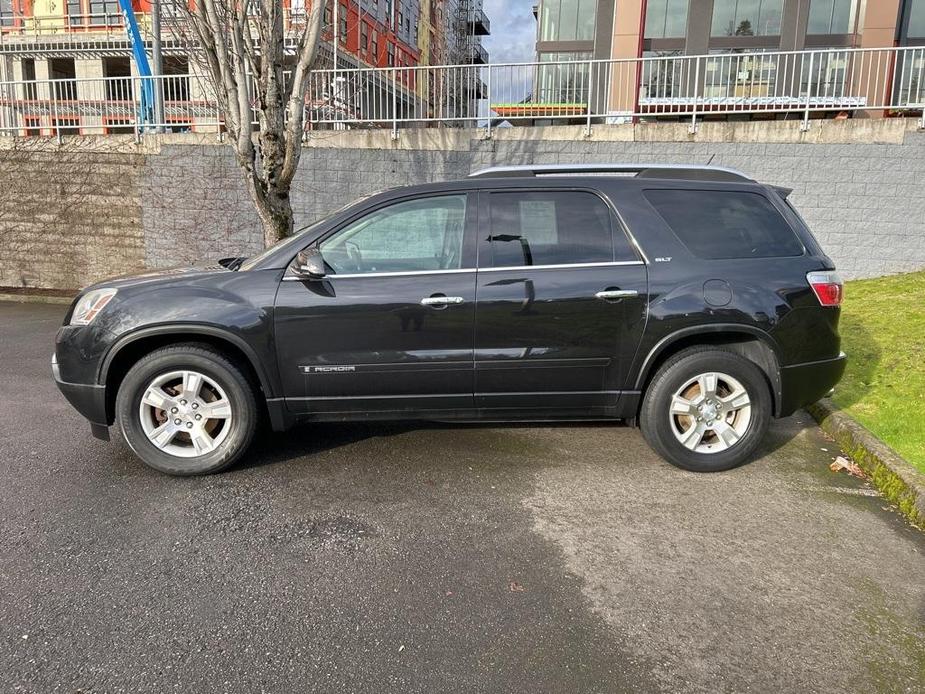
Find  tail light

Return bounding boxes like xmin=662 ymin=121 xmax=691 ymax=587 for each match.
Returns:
xmin=807 ymin=271 xmax=843 ymax=307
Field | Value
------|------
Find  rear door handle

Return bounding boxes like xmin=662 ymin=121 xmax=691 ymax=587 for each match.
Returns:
xmin=595 ymin=289 xmax=639 ymax=301
xmin=420 ymin=296 xmax=465 ymax=307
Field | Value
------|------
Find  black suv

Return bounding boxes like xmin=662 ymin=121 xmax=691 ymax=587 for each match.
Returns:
xmin=53 ymin=164 xmax=846 ymax=476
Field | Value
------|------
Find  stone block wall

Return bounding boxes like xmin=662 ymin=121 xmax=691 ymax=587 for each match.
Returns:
xmin=2 ymin=118 xmax=924 ymax=291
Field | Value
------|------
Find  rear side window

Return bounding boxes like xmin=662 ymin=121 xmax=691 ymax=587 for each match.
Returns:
xmin=643 ymin=189 xmax=804 ymax=259
xmin=486 ymin=191 xmax=636 ymax=268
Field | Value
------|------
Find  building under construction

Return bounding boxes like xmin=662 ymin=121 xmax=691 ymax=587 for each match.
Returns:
xmin=0 ymin=0 xmax=491 ymax=134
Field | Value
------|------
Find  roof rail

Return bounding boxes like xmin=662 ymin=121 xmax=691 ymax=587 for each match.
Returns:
xmin=467 ymin=164 xmax=755 ymax=184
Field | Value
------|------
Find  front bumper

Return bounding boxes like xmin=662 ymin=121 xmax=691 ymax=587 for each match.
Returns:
xmin=778 ymin=352 xmax=847 ymax=417
xmin=52 ymin=353 xmax=109 ymax=436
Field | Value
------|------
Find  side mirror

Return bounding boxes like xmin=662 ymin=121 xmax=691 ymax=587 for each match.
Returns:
xmin=291 ymin=248 xmax=326 ymax=280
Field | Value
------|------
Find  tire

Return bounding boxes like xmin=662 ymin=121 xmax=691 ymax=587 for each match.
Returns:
xmin=115 ymin=343 xmax=258 ymax=476
xmin=640 ymin=347 xmax=772 ymax=473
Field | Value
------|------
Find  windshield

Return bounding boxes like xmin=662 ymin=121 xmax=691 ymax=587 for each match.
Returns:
xmin=238 ymin=192 xmax=381 ymax=272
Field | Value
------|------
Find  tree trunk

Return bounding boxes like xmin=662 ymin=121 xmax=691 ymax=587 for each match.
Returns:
xmin=245 ymin=174 xmax=294 ymax=248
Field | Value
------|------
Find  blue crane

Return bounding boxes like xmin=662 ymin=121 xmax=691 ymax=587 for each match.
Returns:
xmin=118 ymin=0 xmax=156 ymax=129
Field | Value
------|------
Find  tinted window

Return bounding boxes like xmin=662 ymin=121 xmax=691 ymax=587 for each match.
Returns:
xmin=486 ymin=191 xmax=634 ymax=268
xmin=711 ymin=0 xmax=783 ymax=37
xmin=320 ymin=195 xmax=467 ymax=274
xmin=644 ymin=189 xmax=804 ymax=259
xmin=645 ymin=0 xmax=690 ymax=39
xmin=807 ymin=0 xmax=854 ymax=34
xmin=909 ymin=0 xmax=925 ymax=38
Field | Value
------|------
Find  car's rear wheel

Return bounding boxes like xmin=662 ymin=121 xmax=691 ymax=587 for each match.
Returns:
xmin=640 ymin=347 xmax=771 ymax=472
xmin=115 ymin=344 xmax=257 ymax=476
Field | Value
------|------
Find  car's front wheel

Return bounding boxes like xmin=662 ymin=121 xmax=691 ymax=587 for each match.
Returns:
xmin=640 ymin=347 xmax=772 ymax=472
xmin=115 ymin=344 xmax=258 ymax=476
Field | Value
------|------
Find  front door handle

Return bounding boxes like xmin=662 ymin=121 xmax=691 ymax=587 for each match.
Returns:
xmin=595 ymin=289 xmax=639 ymax=301
xmin=420 ymin=296 xmax=465 ymax=307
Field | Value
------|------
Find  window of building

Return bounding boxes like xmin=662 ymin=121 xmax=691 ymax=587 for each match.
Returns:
xmin=339 ymin=2 xmax=347 ymax=41
xmin=644 ymin=0 xmax=690 ymax=39
xmin=387 ymin=41 xmax=395 ymax=66
xmin=320 ymin=195 xmax=468 ymax=274
xmin=372 ymin=30 xmax=379 ymax=59
xmin=539 ymin=0 xmax=598 ymax=42
xmin=0 ymin=0 xmax=15 ymax=27
xmin=702 ymin=48 xmax=779 ymax=98
xmin=361 ymin=21 xmax=369 ymax=52
xmin=66 ymin=0 xmax=82 ymax=23
xmin=807 ymin=0 xmax=856 ymax=34
xmin=22 ymin=59 xmax=37 ymax=100
xmin=640 ymin=50 xmax=686 ymax=100
xmin=163 ymin=56 xmax=190 ymax=102
xmin=643 ymin=189 xmax=804 ymax=259
xmin=485 ymin=191 xmax=633 ymax=268
xmin=102 ymin=56 xmax=132 ymax=101
xmin=711 ymin=0 xmax=784 ymax=37
xmin=88 ymin=0 xmax=120 ymax=25
xmin=908 ymin=0 xmax=925 ymax=38
xmin=50 ymin=58 xmax=77 ymax=101
xmin=536 ymin=52 xmax=592 ymax=104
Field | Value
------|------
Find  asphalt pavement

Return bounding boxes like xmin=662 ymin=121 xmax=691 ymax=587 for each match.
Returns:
xmin=1 ymin=301 xmax=923 ymax=694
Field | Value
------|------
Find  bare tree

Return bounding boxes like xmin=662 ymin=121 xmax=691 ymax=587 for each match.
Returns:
xmin=180 ymin=0 xmax=326 ymax=247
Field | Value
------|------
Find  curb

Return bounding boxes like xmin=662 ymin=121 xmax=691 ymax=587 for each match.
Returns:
xmin=807 ymin=398 xmax=925 ymax=530
xmin=0 ymin=292 xmax=74 ymax=305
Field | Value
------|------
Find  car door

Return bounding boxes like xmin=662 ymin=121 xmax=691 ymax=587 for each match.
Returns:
xmin=474 ymin=188 xmax=648 ymax=415
xmin=274 ymin=191 xmax=478 ymax=416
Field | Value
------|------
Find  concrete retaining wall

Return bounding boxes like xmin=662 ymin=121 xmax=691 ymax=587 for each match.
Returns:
xmin=2 ymin=118 xmax=924 ymax=290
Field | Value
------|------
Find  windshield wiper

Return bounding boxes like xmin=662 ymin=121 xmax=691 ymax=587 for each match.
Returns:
xmin=218 ymin=257 xmax=246 ymax=271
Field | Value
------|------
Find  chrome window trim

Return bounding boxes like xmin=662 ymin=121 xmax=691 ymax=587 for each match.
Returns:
xmin=281 ymin=260 xmax=645 ymax=281
xmin=282 ymin=268 xmax=476 ymax=281
xmin=479 ymin=260 xmax=645 ymax=273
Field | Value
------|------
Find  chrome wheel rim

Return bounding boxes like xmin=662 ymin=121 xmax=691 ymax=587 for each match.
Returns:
xmin=138 ymin=370 xmax=233 ymax=458
xmin=669 ymin=372 xmax=752 ymax=454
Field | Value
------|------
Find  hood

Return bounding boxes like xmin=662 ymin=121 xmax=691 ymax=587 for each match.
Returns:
xmin=82 ymin=264 xmax=232 ymax=293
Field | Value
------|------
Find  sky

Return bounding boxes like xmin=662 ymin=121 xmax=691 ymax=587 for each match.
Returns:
xmin=482 ymin=0 xmax=537 ymax=64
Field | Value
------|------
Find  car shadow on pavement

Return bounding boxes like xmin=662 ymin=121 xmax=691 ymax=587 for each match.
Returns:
xmin=235 ymin=417 xmax=802 ymax=475
xmin=237 ymin=419 xmax=635 ymax=472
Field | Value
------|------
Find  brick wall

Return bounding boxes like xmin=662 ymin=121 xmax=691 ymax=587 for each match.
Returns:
xmin=2 ymin=119 xmax=924 ymax=291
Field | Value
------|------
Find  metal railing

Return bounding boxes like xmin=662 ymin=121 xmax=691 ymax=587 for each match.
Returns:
xmin=0 ymin=46 xmax=923 ymax=140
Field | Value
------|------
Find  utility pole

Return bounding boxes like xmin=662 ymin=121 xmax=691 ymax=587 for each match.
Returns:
xmin=151 ymin=0 xmax=165 ymax=132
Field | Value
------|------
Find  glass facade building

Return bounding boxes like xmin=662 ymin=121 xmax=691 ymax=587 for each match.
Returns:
xmin=538 ymin=0 xmax=598 ymax=42
xmin=538 ymin=0 xmax=921 ymax=59
xmin=530 ymin=0 xmax=922 ymax=120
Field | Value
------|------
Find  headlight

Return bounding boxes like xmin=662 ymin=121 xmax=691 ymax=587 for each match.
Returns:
xmin=70 ymin=288 xmax=118 ymax=326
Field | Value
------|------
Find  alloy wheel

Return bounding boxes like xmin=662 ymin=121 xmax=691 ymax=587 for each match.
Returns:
xmin=668 ymin=371 xmax=752 ymax=454
xmin=138 ymin=370 xmax=234 ymax=458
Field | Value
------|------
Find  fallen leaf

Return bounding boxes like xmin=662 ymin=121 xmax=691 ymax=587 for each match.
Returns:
xmin=509 ymin=581 xmax=525 ymax=592
xmin=829 ymin=456 xmax=866 ymax=479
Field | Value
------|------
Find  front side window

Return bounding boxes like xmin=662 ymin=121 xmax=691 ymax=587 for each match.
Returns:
xmin=711 ymin=0 xmax=784 ymax=37
xmin=644 ymin=189 xmax=804 ymax=259
xmin=486 ymin=191 xmax=634 ymax=268
xmin=320 ymin=195 xmax=468 ymax=275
